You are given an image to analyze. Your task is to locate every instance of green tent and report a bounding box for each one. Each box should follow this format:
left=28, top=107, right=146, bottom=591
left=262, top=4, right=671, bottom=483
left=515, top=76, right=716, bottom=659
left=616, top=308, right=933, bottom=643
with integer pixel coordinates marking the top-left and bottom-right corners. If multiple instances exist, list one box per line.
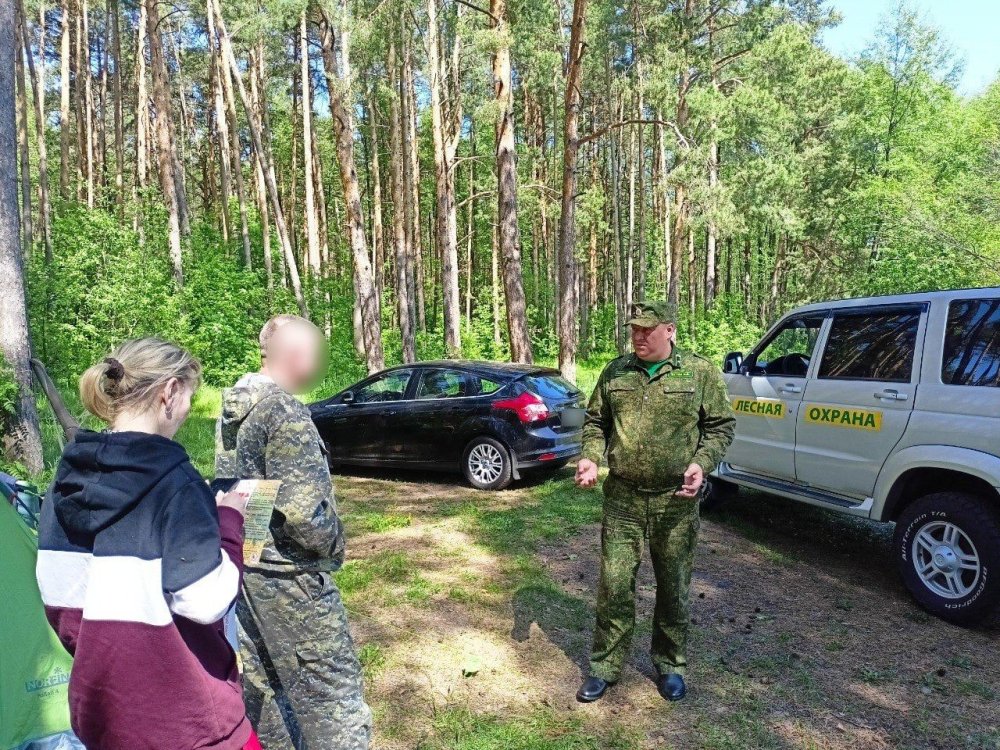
left=0, top=495, right=82, bottom=750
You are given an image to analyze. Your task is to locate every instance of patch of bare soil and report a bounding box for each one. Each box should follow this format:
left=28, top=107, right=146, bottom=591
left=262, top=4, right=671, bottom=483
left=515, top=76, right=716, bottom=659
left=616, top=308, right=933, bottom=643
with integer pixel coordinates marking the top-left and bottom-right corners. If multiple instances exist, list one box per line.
left=335, top=469, right=1000, bottom=750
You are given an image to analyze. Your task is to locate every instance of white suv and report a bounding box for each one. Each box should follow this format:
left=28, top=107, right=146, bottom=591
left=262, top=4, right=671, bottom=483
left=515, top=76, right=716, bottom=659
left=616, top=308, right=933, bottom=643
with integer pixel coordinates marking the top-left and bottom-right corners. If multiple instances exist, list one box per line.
left=712, top=288, right=1000, bottom=624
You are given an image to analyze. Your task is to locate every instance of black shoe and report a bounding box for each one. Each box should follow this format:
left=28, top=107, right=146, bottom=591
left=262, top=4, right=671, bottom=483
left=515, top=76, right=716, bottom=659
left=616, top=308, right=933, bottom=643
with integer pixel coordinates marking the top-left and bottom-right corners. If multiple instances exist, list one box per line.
left=657, top=673, right=686, bottom=702
left=576, top=676, right=611, bottom=702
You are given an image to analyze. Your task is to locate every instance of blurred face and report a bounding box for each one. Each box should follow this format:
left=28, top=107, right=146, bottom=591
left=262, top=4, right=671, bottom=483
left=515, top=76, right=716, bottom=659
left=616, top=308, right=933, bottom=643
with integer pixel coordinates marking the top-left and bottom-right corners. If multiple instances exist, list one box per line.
left=271, top=324, right=328, bottom=394
left=631, top=322, right=675, bottom=362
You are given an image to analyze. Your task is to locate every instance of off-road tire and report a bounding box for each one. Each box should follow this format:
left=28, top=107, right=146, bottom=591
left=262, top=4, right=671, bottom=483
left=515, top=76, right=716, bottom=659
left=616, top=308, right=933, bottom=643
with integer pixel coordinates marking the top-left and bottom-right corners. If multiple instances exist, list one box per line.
left=462, top=437, right=513, bottom=491
left=894, top=491, right=1000, bottom=625
left=701, top=477, right=739, bottom=513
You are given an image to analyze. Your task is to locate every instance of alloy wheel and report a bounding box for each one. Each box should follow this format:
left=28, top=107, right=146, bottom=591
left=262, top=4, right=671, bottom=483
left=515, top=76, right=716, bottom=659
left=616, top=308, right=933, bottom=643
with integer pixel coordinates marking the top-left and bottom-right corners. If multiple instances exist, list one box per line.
left=911, top=520, right=981, bottom=600
left=468, top=443, right=504, bottom=485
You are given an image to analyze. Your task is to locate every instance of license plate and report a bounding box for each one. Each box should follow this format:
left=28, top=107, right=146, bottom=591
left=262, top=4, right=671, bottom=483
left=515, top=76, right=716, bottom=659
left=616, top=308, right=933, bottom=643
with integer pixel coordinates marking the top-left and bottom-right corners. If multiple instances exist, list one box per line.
left=559, top=407, right=586, bottom=428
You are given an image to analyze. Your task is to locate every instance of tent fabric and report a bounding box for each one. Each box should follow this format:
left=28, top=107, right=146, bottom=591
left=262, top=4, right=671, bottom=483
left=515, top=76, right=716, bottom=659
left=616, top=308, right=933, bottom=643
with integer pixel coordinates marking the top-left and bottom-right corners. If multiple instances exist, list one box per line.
left=0, top=496, right=83, bottom=750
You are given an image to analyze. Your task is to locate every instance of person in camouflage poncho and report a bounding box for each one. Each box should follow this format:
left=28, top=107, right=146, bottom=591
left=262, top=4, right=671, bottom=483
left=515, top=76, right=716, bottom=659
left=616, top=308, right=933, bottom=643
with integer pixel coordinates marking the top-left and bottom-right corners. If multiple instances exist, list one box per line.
left=575, top=301, right=735, bottom=704
left=216, top=315, right=371, bottom=750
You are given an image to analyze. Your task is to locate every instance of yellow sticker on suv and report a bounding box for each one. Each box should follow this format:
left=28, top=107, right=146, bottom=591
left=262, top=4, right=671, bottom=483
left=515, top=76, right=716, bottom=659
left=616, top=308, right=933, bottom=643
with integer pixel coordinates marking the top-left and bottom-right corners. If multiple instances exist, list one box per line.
left=732, top=397, right=786, bottom=418
left=804, top=404, right=882, bottom=431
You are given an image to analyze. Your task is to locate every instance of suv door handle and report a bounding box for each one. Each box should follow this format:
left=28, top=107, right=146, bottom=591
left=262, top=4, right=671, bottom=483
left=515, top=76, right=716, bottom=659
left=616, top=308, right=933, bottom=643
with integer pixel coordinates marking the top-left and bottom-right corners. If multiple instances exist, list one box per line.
left=778, top=383, right=802, bottom=394
left=874, top=389, right=908, bottom=402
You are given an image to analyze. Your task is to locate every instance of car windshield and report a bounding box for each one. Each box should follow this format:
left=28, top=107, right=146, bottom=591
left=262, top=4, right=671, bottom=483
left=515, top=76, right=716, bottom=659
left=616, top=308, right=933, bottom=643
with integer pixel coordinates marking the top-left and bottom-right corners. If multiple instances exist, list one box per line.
left=525, top=374, right=581, bottom=401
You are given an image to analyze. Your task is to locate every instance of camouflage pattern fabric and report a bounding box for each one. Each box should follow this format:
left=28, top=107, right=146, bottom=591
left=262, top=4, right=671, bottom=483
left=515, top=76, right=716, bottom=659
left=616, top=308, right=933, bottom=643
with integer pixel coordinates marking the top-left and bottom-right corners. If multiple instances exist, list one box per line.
left=216, top=374, right=368, bottom=749
left=589, top=475, right=700, bottom=681
left=581, top=349, right=736, bottom=490
left=239, top=570, right=372, bottom=750
left=215, top=374, right=345, bottom=572
left=581, top=348, right=735, bottom=680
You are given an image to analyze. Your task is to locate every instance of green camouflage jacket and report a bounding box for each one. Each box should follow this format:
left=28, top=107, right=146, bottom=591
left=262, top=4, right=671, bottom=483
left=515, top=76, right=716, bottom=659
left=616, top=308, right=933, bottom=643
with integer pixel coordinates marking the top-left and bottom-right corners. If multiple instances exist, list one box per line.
left=581, top=348, right=736, bottom=491
left=215, top=374, right=345, bottom=572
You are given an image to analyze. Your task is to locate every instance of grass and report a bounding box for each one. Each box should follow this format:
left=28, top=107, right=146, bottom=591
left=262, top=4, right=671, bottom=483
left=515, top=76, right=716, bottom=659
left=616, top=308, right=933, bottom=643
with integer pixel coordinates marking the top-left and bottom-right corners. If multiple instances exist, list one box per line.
left=424, top=708, right=640, bottom=750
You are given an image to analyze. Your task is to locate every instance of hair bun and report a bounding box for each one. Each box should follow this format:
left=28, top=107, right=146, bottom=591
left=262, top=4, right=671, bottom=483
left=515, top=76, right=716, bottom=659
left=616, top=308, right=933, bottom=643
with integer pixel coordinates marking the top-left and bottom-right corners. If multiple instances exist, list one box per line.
left=103, top=357, right=125, bottom=382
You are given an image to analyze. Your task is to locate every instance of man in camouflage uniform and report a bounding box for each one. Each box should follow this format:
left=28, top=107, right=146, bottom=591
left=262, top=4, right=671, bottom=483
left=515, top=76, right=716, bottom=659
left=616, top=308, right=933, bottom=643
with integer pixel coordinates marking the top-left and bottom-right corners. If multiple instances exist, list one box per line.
left=575, top=301, right=735, bottom=703
left=216, top=315, right=372, bottom=749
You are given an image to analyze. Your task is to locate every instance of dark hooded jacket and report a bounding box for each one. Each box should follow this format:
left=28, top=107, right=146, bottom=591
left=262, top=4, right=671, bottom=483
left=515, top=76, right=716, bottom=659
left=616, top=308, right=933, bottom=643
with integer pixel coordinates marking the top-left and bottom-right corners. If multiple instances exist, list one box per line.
left=36, top=430, right=250, bottom=750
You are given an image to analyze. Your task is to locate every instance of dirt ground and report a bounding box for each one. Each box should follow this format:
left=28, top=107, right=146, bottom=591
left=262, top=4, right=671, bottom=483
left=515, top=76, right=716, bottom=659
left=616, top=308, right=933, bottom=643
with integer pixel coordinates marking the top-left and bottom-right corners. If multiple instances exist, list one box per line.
left=332, top=465, right=1000, bottom=750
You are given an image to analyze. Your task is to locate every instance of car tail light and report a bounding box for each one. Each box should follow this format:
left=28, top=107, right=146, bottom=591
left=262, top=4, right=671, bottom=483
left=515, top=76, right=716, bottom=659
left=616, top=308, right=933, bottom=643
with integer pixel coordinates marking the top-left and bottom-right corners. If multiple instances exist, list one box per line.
left=538, top=452, right=556, bottom=461
left=494, top=391, right=550, bottom=423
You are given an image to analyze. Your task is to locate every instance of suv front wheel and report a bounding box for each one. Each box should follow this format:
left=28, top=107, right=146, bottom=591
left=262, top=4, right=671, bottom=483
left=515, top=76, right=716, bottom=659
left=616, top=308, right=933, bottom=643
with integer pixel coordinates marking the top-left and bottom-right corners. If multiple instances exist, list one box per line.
left=894, top=491, right=1000, bottom=624
left=463, top=437, right=513, bottom=490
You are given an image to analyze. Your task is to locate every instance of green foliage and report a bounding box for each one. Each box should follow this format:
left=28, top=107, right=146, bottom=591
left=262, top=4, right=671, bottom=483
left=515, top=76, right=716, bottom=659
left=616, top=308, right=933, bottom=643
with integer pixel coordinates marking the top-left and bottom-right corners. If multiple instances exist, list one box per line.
left=30, top=204, right=182, bottom=385
left=0, top=358, right=17, bottom=422
left=178, top=225, right=278, bottom=385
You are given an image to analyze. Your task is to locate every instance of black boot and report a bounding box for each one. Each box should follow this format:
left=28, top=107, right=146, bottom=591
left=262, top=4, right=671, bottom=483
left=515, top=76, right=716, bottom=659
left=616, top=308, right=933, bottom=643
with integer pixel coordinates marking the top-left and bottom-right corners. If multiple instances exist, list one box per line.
left=576, top=676, right=611, bottom=703
left=657, top=673, right=686, bottom=702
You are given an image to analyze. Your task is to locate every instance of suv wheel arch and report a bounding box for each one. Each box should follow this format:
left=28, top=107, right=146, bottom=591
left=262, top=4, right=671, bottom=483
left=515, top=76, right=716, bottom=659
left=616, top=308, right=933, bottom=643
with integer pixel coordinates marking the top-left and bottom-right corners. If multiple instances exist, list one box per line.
left=882, top=467, right=999, bottom=522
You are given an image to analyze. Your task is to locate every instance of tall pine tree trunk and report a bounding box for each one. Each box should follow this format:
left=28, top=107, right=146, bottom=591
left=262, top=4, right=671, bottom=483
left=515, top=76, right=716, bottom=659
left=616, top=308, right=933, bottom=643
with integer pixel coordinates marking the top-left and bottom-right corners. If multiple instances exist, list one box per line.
left=59, top=0, right=71, bottom=199
left=300, top=10, right=321, bottom=278
left=403, top=39, right=425, bottom=333
left=21, top=6, right=52, bottom=260
left=558, top=0, right=586, bottom=382
left=491, top=0, right=532, bottom=363
left=427, top=0, right=461, bottom=357
left=144, top=0, right=184, bottom=285
left=318, top=7, right=384, bottom=373
left=211, top=0, right=306, bottom=314
left=0, top=0, right=44, bottom=473
left=389, top=37, right=415, bottom=363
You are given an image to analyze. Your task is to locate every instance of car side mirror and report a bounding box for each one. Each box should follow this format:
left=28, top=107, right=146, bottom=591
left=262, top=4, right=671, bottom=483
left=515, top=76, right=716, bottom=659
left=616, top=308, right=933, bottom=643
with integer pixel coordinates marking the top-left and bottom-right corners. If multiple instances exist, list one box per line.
left=723, top=351, right=743, bottom=374
left=341, top=390, right=355, bottom=404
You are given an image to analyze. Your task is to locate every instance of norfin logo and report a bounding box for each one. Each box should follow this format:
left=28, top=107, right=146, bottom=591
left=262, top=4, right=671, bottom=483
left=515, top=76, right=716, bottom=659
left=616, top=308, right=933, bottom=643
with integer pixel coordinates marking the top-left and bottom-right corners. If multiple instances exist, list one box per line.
left=804, top=405, right=882, bottom=431
left=731, top=398, right=785, bottom=418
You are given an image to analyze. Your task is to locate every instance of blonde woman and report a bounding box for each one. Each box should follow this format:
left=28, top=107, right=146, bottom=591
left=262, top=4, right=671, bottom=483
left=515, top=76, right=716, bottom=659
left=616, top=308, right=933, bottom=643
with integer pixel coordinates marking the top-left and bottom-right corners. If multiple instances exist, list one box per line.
left=36, top=338, right=261, bottom=750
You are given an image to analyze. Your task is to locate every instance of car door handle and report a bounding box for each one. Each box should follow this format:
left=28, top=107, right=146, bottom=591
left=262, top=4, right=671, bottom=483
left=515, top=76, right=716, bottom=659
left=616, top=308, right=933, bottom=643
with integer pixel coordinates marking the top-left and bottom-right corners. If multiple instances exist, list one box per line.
left=778, top=383, right=802, bottom=394
left=874, top=389, right=908, bottom=402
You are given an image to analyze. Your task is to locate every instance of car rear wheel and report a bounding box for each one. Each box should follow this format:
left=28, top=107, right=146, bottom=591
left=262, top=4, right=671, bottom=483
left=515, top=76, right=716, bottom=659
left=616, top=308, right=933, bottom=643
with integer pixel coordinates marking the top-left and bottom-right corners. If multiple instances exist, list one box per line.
left=894, top=491, right=1000, bottom=625
left=463, top=437, right=512, bottom=491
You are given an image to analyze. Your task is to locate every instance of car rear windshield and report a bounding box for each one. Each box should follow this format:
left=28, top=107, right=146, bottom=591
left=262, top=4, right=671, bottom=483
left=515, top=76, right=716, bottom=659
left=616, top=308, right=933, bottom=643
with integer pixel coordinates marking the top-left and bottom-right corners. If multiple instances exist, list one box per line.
left=942, top=299, right=1000, bottom=387
left=525, top=374, right=581, bottom=401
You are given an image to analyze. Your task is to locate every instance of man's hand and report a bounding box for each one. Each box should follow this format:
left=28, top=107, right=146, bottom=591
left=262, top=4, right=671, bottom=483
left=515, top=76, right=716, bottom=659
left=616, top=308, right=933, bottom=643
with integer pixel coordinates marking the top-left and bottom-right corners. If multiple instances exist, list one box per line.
left=676, top=463, right=704, bottom=498
left=575, top=459, right=599, bottom=488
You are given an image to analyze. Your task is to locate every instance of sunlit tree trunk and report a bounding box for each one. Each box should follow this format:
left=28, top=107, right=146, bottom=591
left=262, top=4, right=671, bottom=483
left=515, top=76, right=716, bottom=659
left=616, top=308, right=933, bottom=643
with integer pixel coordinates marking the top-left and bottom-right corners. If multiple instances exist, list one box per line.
left=58, top=0, right=71, bottom=199
left=15, top=5, right=32, bottom=255
left=366, top=79, right=385, bottom=310
left=300, top=10, right=321, bottom=279
left=110, top=0, right=123, bottom=212
left=389, top=37, right=415, bottom=363
left=318, top=5, right=384, bottom=373
left=211, top=0, right=306, bottom=314
left=558, top=0, right=586, bottom=382
left=491, top=0, right=532, bottom=363
left=144, top=0, right=184, bottom=284
left=427, top=0, right=462, bottom=357
left=403, top=38, right=425, bottom=333
left=0, top=0, right=44, bottom=474
left=20, top=5, right=52, bottom=260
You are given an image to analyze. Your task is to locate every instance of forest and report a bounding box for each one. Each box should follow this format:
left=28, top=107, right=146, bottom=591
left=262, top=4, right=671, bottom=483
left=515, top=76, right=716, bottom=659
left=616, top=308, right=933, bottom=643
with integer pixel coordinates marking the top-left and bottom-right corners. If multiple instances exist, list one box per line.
left=2, top=0, right=1000, bottom=474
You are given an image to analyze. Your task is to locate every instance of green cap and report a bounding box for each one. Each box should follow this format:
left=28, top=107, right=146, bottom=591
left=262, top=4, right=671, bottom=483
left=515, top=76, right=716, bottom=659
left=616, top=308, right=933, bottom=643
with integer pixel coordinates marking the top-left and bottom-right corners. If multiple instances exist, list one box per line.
left=624, top=300, right=677, bottom=327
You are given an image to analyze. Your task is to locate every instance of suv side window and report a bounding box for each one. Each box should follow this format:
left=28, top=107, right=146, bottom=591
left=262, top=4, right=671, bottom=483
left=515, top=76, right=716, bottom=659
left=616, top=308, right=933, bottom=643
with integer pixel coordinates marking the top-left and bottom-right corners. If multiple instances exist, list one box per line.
left=942, top=299, right=1000, bottom=387
left=818, top=308, right=921, bottom=382
left=746, top=315, right=825, bottom=377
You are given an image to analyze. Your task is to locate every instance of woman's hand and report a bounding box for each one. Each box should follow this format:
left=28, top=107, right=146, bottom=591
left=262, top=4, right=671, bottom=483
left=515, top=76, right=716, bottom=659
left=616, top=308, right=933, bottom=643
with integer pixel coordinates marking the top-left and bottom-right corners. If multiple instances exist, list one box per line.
left=216, top=490, right=248, bottom=517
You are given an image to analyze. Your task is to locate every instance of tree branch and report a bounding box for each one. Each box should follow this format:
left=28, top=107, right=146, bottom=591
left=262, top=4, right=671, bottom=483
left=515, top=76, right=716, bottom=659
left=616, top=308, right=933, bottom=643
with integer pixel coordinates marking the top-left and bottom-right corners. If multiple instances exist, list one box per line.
left=579, top=118, right=688, bottom=148
left=452, top=0, right=499, bottom=23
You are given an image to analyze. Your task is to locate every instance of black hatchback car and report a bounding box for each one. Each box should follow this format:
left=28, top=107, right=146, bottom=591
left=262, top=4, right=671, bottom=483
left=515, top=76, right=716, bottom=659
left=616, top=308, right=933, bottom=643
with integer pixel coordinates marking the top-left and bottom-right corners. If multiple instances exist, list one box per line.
left=309, top=361, right=585, bottom=489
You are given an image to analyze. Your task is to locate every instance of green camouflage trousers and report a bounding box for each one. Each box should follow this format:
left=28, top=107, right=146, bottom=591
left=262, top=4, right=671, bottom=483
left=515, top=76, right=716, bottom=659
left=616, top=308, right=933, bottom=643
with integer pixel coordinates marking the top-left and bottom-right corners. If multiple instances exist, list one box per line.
left=589, top=474, right=700, bottom=681
left=238, top=569, right=372, bottom=750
